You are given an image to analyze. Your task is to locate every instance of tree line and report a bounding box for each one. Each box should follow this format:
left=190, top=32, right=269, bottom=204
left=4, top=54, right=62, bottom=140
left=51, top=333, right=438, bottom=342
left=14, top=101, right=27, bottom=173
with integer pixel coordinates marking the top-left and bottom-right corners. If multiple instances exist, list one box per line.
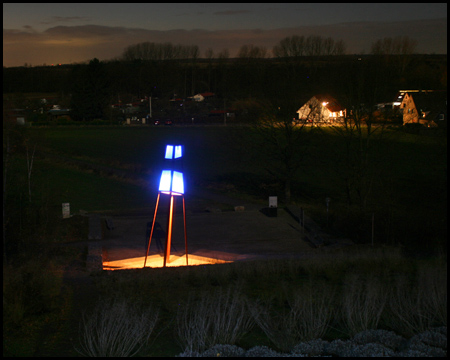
left=122, top=42, right=200, bottom=61
left=120, top=35, right=419, bottom=61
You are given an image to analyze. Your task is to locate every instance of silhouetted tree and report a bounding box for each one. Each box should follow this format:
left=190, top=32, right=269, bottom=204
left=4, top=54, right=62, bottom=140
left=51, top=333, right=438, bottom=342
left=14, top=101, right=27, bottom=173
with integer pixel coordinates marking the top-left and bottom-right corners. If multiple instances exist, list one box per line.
left=273, top=35, right=346, bottom=58
left=217, top=49, right=230, bottom=60
left=238, top=44, right=269, bottom=59
left=371, top=36, right=418, bottom=75
left=70, top=58, right=111, bottom=121
left=251, top=99, right=316, bottom=204
left=122, top=42, right=200, bottom=61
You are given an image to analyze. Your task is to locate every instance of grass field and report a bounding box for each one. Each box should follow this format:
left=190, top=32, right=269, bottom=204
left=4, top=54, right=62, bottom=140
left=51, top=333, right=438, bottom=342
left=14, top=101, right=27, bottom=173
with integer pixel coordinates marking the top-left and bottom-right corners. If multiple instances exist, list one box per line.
left=24, top=124, right=446, bottom=249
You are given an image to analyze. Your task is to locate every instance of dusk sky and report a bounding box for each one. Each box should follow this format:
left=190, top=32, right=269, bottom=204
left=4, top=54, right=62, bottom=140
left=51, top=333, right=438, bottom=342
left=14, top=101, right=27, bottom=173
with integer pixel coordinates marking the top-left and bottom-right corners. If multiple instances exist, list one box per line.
left=3, top=3, right=447, bottom=67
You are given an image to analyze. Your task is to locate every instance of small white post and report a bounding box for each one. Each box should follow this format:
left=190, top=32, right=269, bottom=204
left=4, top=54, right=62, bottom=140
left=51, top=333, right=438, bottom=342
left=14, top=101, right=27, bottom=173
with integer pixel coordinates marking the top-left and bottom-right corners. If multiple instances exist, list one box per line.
left=62, top=203, right=70, bottom=219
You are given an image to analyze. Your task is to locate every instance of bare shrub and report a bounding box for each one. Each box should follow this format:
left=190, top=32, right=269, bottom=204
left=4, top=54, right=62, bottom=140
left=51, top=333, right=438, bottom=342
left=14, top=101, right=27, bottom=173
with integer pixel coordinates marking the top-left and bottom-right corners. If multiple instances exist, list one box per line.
left=417, top=264, right=447, bottom=327
left=387, top=263, right=447, bottom=337
left=75, top=297, right=159, bottom=357
left=3, top=260, right=62, bottom=326
left=175, top=284, right=254, bottom=353
left=340, top=273, right=387, bottom=335
left=250, top=282, right=335, bottom=352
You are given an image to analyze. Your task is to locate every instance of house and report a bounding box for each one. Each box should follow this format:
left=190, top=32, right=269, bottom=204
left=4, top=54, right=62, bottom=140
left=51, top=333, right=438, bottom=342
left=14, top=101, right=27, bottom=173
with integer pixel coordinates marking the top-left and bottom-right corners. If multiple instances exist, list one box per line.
left=48, top=105, right=71, bottom=121
left=208, top=109, right=236, bottom=118
left=5, top=108, right=27, bottom=125
left=189, top=92, right=215, bottom=102
left=383, top=89, right=436, bottom=110
left=297, top=95, right=346, bottom=124
left=400, top=90, right=447, bottom=127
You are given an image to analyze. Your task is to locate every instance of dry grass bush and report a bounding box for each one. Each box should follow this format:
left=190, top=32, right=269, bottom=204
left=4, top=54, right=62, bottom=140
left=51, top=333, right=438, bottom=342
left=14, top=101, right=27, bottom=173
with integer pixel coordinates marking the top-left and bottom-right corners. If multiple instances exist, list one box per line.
left=75, top=296, right=159, bottom=357
left=93, top=249, right=445, bottom=356
left=339, top=273, right=387, bottom=336
left=3, top=259, right=63, bottom=326
left=417, top=263, right=447, bottom=327
left=386, top=262, right=447, bottom=337
left=250, top=281, right=335, bottom=352
left=175, top=284, right=254, bottom=353
left=302, top=246, right=408, bottom=280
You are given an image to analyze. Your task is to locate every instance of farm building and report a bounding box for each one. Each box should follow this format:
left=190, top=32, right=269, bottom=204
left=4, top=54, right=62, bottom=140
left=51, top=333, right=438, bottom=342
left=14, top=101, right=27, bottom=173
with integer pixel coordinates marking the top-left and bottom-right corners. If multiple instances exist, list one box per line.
left=48, top=106, right=71, bottom=121
left=401, top=90, right=447, bottom=127
left=297, top=94, right=346, bottom=124
left=189, top=92, right=215, bottom=102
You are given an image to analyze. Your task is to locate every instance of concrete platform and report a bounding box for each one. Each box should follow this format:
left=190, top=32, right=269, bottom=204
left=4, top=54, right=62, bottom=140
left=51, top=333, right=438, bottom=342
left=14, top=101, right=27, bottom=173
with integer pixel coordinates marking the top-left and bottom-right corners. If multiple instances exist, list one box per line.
left=100, top=207, right=316, bottom=271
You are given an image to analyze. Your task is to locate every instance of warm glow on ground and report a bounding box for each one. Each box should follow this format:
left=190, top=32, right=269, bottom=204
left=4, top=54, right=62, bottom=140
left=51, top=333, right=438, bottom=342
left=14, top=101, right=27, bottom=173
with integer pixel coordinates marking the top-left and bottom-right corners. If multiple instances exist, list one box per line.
left=103, top=253, right=234, bottom=270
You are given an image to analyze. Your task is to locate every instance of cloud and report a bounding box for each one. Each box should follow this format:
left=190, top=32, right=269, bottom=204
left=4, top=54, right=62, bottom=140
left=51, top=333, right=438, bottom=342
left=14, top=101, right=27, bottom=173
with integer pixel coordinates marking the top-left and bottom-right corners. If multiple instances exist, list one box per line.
left=40, top=16, right=91, bottom=25
left=3, top=19, right=447, bottom=67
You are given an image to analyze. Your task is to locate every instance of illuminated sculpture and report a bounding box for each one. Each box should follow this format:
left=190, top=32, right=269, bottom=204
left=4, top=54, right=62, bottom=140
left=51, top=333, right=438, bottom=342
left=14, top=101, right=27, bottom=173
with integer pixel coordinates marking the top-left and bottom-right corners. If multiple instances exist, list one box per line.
left=144, top=145, right=188, bottom=267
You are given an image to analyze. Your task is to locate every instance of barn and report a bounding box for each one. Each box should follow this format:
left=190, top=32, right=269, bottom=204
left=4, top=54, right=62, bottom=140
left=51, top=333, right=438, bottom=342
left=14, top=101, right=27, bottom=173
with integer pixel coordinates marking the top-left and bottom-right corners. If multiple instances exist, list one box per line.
left=297, top=94, right=346, bottom=124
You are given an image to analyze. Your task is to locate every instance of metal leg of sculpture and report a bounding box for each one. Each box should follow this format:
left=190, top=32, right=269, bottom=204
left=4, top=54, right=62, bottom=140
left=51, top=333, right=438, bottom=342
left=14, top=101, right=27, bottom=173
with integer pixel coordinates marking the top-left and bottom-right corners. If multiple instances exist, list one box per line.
left=144, top=192, right=160, bottom=268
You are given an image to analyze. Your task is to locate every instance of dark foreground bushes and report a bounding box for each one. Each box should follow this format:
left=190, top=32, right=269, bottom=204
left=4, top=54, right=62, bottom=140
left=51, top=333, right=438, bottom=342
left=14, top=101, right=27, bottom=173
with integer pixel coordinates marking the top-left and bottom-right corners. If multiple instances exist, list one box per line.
left=84, top=247, right=446, bottom=356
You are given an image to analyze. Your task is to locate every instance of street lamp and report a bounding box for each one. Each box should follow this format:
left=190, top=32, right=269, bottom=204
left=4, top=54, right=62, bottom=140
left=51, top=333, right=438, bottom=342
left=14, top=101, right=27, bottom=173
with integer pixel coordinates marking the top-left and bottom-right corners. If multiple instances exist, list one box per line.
left=322, top=102, right=328, bottom=123
left=144, top=145, right=188, bottom=268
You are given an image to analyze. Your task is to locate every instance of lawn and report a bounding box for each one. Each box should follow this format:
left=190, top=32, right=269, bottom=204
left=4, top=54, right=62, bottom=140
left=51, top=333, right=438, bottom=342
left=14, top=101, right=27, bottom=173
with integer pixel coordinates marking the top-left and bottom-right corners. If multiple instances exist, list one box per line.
left=26, top=125, right=446, bottom=248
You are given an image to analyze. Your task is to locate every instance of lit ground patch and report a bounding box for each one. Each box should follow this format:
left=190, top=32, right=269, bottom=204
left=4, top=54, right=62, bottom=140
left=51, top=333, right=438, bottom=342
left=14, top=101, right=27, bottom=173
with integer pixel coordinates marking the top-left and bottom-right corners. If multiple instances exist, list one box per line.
left=101, top=209, right=315, bottom=271
left=103, top=250, right=242, bottom=270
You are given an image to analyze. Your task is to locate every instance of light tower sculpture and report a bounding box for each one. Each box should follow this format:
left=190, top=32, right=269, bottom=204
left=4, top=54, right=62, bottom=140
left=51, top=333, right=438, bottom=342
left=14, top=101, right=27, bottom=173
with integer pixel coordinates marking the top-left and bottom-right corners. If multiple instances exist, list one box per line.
left=144, top=145, right=188, bottom=267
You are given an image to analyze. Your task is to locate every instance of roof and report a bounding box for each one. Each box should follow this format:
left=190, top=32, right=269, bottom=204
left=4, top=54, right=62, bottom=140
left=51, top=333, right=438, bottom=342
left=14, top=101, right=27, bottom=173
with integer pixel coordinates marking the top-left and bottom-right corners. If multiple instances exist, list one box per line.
left=408, top=91, right=447, bottom=120
left=209, top=109, right=234, bottom=114
left=395, top=89, right=442, bottom=104
left=314, top=94, right=344, bottom=112
left=199, top=92, right=215, bottom=97
left=48, top=109, right=71, bottom=115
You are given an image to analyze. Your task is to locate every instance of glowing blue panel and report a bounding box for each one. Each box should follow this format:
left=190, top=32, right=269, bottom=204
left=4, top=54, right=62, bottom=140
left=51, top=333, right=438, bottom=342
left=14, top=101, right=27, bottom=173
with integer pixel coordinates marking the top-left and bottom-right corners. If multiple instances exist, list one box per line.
left=158, top=170, right=172, bottom=192
left=158, top=170, right=184, bottom=195
left=174, top=145, right=183, bottom=159
left=165, top=145, right=174, bottom=159
left=171, top=171, right=184, bottom=194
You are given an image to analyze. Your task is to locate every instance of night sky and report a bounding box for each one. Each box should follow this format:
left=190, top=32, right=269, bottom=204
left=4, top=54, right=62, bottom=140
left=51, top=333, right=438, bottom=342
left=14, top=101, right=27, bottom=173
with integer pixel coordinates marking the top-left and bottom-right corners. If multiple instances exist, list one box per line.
left=3, top=3, right=447, bottom=67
